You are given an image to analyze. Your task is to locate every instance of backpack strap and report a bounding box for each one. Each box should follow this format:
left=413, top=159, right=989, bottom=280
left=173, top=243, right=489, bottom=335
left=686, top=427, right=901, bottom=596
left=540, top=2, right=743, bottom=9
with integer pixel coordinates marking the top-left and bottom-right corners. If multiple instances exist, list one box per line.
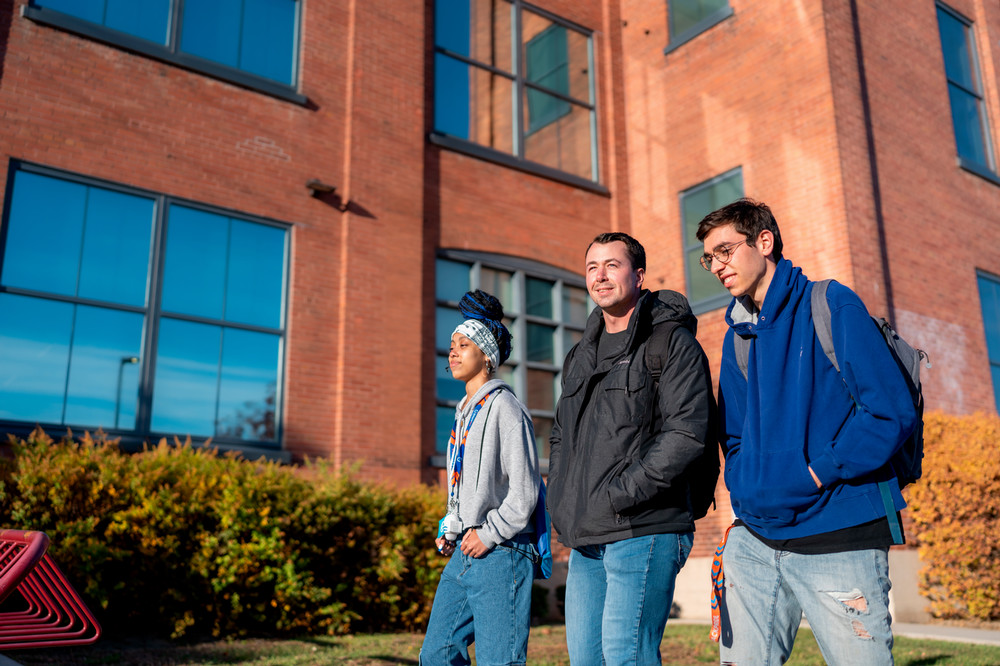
left=811, top=279, right=903, bottom=544
left=811, top=279, right=839, bottom=372
left=646, top=320, right=683, bottom=382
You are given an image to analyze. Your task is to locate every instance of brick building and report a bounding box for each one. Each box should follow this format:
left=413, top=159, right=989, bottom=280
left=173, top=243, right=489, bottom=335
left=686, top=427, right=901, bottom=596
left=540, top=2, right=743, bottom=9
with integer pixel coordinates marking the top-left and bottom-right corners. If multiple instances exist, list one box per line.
left=1, top=0, right=999, bottom=621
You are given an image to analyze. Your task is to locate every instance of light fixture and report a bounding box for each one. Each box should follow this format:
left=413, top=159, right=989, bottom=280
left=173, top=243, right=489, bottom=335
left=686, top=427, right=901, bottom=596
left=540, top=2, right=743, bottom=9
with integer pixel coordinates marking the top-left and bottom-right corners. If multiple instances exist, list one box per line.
left=306, top=179, right=336, bottom=197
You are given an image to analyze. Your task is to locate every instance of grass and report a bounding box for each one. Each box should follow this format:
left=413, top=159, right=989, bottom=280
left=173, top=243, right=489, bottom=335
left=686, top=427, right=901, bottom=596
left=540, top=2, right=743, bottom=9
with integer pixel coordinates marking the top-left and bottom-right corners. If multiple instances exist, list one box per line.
left=10, top=623, right=1000, bottom=665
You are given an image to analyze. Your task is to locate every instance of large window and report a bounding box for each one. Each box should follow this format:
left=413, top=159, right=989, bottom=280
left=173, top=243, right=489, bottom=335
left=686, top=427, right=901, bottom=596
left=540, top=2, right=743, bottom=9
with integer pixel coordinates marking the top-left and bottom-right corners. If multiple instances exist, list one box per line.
left=432, top=0, right=600, bottom=189
left=665, top=0, right=733, bottom=53
left=0, top=163, right=289, bottom=450
left=24, top=0, right=303, bottom=103
left=435, top=252, right=591, bottom=464
left=977, top=271, right=1000, bottom=414
left=681, top=168, right=743, bottom=313
left=936, top=4, right=997, bottom=179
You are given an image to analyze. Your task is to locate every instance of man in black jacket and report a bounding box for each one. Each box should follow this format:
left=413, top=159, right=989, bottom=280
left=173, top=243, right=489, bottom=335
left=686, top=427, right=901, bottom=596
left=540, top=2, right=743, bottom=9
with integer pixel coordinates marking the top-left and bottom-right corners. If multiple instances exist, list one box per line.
left=548, top=232, right=716, bottom=665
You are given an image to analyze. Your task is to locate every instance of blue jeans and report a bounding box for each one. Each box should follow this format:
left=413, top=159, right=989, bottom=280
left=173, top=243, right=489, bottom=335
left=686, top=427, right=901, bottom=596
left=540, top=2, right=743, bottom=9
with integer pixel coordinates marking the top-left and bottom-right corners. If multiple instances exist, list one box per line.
left=719, top=525, right=894, bottom=665
left=564, top=532, right=693, bottom=665
left=419, top=535, right=535, bottom=666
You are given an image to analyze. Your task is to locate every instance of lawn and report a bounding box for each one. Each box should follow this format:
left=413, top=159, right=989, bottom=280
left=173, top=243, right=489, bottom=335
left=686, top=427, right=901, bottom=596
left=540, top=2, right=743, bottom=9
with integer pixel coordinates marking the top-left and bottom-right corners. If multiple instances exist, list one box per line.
left=11, top=623, right=1000, bottom=665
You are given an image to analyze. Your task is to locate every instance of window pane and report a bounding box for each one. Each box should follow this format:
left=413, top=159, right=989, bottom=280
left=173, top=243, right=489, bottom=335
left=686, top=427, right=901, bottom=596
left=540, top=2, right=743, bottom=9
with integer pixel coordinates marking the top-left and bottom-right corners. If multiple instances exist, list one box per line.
left=480, top=267, right=514, bottom=309
left=992, top=364, right=1000, bottom=414
left=437, top=306, right=464, bottom=351
left=434, top=54, right=515, bottom=155
left=562, top=286, right=589, bottom=325
left=527, top=323, right=555, bottom=363
left=437, top=405, right=455, bottom=454
left=523, top=14, right=590, bottom=104
left=36, top=0, right=104, bottom=24
left=682, top=171, right=743, bottom=306
left=435, top=0, right=513, bottom=72
left=216, top=328, right=280, bottom=441
left=526, top=369, right=556, bottom=411
left=437, top=259, right=472, bottom=301
left=526, top=277, right=553, bottom=318
left=533, top=415, right=552, bottom=459
left=2, top=171, right=86, bottom=297
left=671, top=0, right=729, bottom=37
left=522, top=98, right=594, bottom=181
left=225, top=220, right=286, bottom=328
left=161, top=206, right=228, bottom=319
left=948, top=84, right=989, bottom=168
left=105, top=0, right=171, bottom=44
left=937, top=8, right=975, bottom=92
left=0, top=294, right=73, bottom=424
left=151, top=318, right=222, bottom=438
left=497, top=364, right=518, bottom=394
left=239, top=0, right=298, bottom=84
left=437, top=354, right=465, bottom=402
left=978, top=275, right=1000, bottom=364
left=180, top=0, right=242, bottom=70
left=78, top=187, right=155, bottom=307
left=63, top=306, right=144, bottom=429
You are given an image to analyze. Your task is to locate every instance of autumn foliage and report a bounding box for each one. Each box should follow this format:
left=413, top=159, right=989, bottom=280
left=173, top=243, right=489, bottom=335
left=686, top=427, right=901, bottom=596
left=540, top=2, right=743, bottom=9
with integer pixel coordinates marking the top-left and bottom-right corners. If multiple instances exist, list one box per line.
left=908, top=411, right=1000, bottom=621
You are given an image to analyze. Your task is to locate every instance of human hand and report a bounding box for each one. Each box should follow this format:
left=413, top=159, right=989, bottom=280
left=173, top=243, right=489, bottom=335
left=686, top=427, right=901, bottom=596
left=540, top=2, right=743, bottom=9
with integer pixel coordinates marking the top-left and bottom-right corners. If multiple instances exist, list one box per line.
left=459, top=530, right=489, bottom=558
left=808, top=465, right=822, bottom=489
left=436, top=537, right=456, bottom=556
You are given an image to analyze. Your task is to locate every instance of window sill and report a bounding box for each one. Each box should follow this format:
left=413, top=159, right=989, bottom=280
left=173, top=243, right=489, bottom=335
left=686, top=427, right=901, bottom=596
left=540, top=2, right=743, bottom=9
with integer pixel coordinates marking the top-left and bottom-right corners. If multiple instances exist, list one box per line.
left=959, top=157, right=1000, bottom=187
left=429, top=132, right=609, bottom=196
left=23, top=5, right=308, bottom=106
left=664, top=6, right=735, bottom=55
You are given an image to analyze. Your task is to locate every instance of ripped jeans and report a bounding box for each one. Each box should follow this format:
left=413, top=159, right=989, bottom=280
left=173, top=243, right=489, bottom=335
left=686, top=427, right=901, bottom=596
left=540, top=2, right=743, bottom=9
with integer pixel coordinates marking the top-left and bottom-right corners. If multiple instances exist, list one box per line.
left=718, top=526, right=893, bottom=665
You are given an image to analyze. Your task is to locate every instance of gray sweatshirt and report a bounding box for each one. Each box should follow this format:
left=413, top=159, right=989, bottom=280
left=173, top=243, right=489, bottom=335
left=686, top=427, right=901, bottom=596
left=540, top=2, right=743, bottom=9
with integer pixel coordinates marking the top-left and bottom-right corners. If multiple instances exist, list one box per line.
left=451, top=378, right=540, bottom=549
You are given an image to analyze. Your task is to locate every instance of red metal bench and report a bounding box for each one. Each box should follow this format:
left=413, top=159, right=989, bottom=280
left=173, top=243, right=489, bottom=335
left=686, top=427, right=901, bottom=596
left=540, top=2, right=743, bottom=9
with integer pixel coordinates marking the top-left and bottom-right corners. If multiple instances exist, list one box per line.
left=0, top=530, right=101, bottom=650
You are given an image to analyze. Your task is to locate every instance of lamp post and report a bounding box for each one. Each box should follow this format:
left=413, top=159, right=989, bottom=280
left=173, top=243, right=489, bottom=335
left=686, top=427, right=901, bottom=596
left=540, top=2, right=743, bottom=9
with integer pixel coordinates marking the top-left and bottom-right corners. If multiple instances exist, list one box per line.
left=114, top=356, right=139, bottom=429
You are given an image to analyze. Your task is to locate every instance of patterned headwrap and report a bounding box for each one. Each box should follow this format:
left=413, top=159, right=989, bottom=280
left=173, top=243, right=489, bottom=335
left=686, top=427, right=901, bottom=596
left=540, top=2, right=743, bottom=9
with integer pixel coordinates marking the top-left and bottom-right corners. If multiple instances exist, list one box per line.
left=451, top=290, right=512, bottom=370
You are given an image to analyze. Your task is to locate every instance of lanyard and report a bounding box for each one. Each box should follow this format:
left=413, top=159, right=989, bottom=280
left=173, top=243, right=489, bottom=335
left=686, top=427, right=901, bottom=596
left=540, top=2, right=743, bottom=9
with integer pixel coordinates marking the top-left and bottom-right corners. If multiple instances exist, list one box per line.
left=446, top=390, right=496, bottom=510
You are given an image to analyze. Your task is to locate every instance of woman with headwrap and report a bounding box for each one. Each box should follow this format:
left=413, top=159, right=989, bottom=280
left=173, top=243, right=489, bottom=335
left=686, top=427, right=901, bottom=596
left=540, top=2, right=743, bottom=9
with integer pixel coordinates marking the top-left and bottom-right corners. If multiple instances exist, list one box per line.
left=419, top=290, right=541, bottom=666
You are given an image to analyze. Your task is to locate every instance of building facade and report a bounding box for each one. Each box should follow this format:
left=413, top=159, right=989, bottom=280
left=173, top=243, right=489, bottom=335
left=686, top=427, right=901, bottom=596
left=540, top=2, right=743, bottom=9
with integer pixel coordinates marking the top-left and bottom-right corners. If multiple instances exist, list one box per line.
left=1, top=0, right=999, bottom=618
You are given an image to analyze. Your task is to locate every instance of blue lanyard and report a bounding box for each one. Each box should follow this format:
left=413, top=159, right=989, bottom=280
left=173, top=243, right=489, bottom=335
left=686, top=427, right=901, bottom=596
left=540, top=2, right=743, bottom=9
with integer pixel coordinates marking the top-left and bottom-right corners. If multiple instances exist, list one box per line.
left=447, top=390, right=496, bottom=504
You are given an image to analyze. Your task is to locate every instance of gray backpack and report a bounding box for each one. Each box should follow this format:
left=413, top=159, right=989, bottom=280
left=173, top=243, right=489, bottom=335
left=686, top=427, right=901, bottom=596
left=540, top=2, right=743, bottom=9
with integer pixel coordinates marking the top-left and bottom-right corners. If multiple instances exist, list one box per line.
left=733, top=280, right=930, bottom=543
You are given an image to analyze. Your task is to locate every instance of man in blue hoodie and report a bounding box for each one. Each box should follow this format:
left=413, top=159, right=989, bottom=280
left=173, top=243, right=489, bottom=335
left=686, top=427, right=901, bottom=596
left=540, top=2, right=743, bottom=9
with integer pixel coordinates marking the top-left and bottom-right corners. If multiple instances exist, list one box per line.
left=697, top=199, right=916, bottom=665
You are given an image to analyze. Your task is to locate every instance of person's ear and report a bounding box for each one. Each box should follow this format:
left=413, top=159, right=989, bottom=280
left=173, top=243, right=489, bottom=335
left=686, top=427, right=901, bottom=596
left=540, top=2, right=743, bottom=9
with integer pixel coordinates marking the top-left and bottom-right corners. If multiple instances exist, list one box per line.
left=757, top=230, right=775, bottom=258
left=635, top=267, right=645, bottom=289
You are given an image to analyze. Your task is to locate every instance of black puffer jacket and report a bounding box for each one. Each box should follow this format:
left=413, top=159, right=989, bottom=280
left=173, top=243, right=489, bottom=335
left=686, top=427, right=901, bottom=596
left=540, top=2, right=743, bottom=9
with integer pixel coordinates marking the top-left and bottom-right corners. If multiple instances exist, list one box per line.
left=547, top=289, right=715, bottom=548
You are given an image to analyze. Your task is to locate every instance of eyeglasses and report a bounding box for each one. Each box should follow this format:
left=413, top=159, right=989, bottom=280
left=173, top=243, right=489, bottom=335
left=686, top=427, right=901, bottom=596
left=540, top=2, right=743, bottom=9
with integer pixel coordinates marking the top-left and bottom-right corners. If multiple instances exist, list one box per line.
left=700, top=240, right=748, bottom=271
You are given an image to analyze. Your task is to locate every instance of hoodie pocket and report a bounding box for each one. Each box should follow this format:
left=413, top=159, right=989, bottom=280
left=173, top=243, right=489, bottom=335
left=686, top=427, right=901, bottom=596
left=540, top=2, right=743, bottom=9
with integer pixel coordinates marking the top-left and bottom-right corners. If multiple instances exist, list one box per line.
left=733, top=454, right=822, bottom=524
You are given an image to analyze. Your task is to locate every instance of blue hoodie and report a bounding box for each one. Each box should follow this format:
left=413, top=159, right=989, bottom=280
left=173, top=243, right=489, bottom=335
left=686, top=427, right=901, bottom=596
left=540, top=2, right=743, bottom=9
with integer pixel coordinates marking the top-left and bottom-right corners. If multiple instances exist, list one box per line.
left=718, top=258, right=917, bottom=540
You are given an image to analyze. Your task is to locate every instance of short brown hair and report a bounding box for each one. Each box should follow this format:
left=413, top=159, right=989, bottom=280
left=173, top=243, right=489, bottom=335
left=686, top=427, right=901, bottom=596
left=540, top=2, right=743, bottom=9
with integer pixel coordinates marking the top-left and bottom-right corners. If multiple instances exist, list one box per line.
left=695, top=198, right=783, bottom=260
left=586, top=232, right=646, bottom=271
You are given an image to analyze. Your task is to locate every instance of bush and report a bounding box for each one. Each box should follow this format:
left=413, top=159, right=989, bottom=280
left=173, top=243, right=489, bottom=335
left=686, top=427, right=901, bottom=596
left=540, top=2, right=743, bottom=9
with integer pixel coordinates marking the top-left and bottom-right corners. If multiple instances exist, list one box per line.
left=0, top=430, right=445, bottom=638
left=908, top=412, right=1000, bottom=621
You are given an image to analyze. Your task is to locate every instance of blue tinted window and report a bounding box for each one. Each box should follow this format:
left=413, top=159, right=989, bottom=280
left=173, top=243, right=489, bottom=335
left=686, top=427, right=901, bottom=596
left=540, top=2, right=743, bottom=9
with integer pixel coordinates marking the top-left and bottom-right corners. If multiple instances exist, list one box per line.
left=437, top=405, right=455, bottom=454
left=435, top=0, right=472, bottom=58
left=226, top=220, right=286, bottom=328
left=161, top=206, right=228, bottom=319
left=35, top=0, right=105, bottom=24
left=2, top=171, right=86, bottom=297
left=977, top=273, right=1000, bottom=413
left=151, top=318, right=222, bottom=438
left=670, top=0, right=729, bottom=39
left=36, top=0, right=170, bottom=43
left=216, top=328, right=280, bottom=440
left=526, top=26, right=570, bottom=132
left=1, top=166, right=287, bottom=447
left=936, top=6, right=994, bottom=170
left=0, top=294, right=74, bottom=424
left=180, top=0, right=297, bottom=85
left=682, top=169, right=743, bottom=309
left=434, top=54, right=472, bottom=139
left=63, top=306, right=144, bottom=429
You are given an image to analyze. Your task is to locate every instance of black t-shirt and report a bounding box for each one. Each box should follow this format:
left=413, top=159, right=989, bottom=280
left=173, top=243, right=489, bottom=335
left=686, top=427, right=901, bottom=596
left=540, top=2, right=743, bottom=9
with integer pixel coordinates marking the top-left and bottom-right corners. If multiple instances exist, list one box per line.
left=597, top=328, right=629, bottom=364
left=736, top=515, right=901, bottom=554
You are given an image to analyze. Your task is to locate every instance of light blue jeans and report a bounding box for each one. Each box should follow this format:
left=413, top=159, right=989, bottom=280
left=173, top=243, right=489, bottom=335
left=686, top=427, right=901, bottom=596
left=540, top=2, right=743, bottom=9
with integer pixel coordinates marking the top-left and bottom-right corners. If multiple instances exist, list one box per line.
left=719, top=525, right=894, bottom=665
left=564, top=532, right=693, bottom=665
left=419, top=535, right=535, bottom=666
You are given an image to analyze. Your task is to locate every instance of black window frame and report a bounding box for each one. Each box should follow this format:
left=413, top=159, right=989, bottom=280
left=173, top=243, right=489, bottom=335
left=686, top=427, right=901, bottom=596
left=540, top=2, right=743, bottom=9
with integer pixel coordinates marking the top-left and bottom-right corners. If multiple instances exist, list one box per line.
left=0, top=161, right=291, bottom=461
left=935, top=2, right=999, bottom=186
left=22, top=0, right=307, bottom=105
left=663, top=0, right=734, bottom=55
left=430, top=0, right=607, bottom=194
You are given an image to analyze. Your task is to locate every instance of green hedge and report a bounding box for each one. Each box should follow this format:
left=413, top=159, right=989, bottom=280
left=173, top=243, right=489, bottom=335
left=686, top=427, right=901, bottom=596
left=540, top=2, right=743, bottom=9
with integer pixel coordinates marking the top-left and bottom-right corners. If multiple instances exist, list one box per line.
left=0, top=429, right=445, bottom=638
